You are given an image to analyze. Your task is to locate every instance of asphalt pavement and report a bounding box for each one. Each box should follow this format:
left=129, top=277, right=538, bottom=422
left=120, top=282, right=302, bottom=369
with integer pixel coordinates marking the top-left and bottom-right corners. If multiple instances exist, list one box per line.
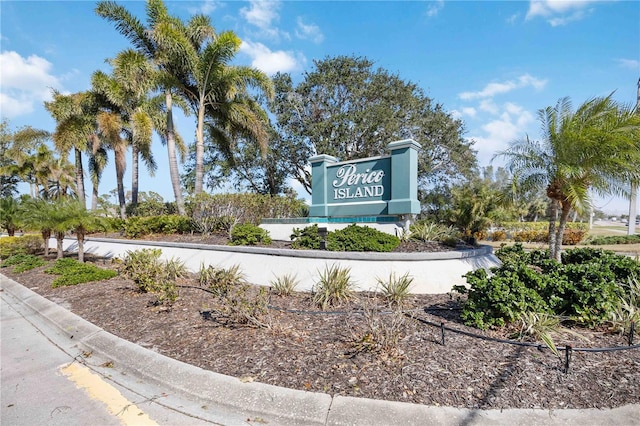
left=1, top=274, right=638, bottom=426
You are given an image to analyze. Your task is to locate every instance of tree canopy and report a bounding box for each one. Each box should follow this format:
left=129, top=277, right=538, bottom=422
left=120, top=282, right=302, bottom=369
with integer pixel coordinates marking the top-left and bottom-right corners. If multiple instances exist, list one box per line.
left=270, top=55, right=477, bottom=194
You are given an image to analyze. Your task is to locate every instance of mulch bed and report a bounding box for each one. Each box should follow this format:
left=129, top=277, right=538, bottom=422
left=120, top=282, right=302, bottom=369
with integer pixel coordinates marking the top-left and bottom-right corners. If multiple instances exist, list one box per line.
left=2, top=236, right=639, bottom=410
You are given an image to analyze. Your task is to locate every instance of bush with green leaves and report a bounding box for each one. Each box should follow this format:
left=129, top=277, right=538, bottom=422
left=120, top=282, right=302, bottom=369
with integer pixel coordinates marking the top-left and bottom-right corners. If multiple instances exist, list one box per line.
left=313, top=264, right=354, bottom=309
left=45, top=258, right=117, bottom=288
left=199, top=263, right=246, bottom=296
left=327, top=224, right=400, bottom=252
left=410, top=221, right=458, bottom=243
left=290, top=224, right=322, bottom=249
left=230, top=223, right=272, bottom=246
left=455, top=244, right=639, bottom=329
left=123, top=215, right=193, bottom=238
left=376, top=272, right=414, bottom=307
left=1, top=254, right=46, bottom=272
left=587, top=234, right=640, bottom=245
left=119, top=249, right=187, bottom=303
left=0, top=234, right=43, bottom=259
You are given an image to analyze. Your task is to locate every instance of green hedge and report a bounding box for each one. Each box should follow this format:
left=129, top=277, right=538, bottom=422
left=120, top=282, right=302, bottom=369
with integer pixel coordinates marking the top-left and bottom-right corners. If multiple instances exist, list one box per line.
left=454, top=244, right=640, bottom=329
left=291, top=224, right=400, bottom=252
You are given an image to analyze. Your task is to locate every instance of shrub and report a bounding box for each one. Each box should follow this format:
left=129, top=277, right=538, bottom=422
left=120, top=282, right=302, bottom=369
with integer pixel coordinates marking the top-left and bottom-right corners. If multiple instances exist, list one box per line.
left=561, top=229, right=586, bottom=245
left=490, top=230, right=507, bottom=242
left=376, top=272, right=413, bottom=307
left=119, top=249, right=184, bottom=303
left=187, top=193, right=306, bottom=236
left=352, top=298, right=406, bottom=354
left=199, top=263, right=246, bottom=296
left=455, top=245, right=638, bottom=329
left=123, top=215, right=193, bottom=238
left=587, top=234, right=640, bottom=245
left=0, top=234, right=43, bottom=259
left=290, top=224, right=321, bottom=249
left=230, top=223, right=272, bottom=246
left=1, top=254, right=46, bottom=272
left=269, top=273, right=299, bottom=296
left=45, top=258, right=117, bottom=287
left=313, top=264, right=354, bottom=309
left=410, top=222, right=457, bottom=242
left=327, top=224, right=400, bottom=252
left=217, top=284, right=269, bottom=328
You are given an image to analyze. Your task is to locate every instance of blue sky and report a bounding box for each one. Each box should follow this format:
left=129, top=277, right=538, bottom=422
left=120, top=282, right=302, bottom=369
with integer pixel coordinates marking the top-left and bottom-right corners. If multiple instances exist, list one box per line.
left=1, top=0, right=638, bottom=214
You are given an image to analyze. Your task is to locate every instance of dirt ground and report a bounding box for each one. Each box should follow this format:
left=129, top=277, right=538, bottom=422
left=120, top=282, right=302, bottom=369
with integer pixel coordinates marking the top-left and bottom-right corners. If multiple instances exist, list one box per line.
left=2, top=235, right=639, bottom=410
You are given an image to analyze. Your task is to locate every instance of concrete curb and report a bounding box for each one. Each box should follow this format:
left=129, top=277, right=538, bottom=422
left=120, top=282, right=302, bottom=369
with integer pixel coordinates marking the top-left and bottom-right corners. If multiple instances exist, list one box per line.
left=1, top=274, right=638, bottom=425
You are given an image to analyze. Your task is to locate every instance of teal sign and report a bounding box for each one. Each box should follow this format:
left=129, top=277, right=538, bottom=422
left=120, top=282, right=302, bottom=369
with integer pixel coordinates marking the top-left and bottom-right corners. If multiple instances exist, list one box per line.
left=309, top=139, right=421, bottom=217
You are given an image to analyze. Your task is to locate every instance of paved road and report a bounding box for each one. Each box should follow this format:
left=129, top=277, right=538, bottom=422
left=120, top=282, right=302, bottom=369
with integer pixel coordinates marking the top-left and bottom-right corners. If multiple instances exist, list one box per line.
left=1, top=287, right=215, bottom=426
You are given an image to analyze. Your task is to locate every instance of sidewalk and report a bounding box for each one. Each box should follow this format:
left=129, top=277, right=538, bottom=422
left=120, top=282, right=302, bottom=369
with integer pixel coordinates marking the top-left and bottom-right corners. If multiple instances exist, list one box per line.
left=1, top=274, right=638, bottom=425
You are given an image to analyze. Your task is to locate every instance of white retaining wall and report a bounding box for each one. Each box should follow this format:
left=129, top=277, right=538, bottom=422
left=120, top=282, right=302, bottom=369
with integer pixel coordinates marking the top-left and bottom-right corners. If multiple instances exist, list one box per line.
left=55, top=237, right=500, bottom=294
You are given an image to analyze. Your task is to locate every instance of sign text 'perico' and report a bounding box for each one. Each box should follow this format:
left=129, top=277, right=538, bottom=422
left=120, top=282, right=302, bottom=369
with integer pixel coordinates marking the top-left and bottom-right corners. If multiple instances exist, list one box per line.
left=309, top=139, right=421, bottom=217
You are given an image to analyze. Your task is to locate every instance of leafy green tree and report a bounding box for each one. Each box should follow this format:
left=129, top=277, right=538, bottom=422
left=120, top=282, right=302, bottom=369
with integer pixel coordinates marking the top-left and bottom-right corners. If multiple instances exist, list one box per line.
left=0, top=120, right=21, bottom=197
left=497, top=94, right=640, bottom=261
left=271, top=56, right=477, bottom=194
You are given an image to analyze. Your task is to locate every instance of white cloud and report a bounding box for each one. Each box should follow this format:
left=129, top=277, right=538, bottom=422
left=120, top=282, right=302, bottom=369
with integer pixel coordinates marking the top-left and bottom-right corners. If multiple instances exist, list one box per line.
left=240, top=0, right=288, bottom=40
left=526, top=0, right=600, bottom=26
left=470, top=103, right=535, bottom=165
left=295, top=17, right=324, bottom=44
left=458, top=74, right=547, bottom=100
left=188, top=0, right=220, bottom=15
left=426, top=0, right=444, bottom=18
left=616, top=58, right=639, bottom=69
left=240, top=40, right=302, bottom=75
left=0, top=51, right=61, bottom=119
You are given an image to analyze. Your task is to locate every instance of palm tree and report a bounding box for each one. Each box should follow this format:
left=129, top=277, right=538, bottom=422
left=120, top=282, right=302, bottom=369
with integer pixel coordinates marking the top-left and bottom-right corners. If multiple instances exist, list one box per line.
left=20, top=197, right=53, bottom=256
left=1, top=126, right=51, bottom=197
left=58, top=198, right=104, bottom=262
left=496, top=94, right=640, bottom=261
left=152, top=14, right=274, bottom=195
left=98, top=49, right=160, bottom=209
left=88, top=141, right=109, bottom=211
left=0, top=197, right=21, bottom=236
left=44, top=90, right=97, bottom=206
left=96, top=0, right=190, bottom=214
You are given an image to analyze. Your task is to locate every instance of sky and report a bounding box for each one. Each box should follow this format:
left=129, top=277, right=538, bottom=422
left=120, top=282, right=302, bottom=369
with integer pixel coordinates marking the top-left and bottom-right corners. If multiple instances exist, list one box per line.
left=1, top=0, right=639, bottom=215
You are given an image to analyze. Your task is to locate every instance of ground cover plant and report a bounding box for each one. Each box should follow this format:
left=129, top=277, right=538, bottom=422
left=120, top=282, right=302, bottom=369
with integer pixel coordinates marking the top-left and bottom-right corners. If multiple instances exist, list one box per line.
left=45, top=258, right=118, bottom=288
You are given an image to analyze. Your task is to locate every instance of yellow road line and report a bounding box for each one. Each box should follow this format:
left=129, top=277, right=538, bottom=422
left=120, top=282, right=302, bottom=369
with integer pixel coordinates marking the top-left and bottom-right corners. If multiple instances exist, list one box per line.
left=60, top=363, right=158, bottom=426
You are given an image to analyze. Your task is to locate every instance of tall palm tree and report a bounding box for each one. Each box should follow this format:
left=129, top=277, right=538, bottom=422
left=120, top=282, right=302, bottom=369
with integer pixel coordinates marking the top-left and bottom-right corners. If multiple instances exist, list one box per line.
left=152, top=14, right=274, bottom=195
left=44, top=90, right=97, bottom=206
left=101, top=49, right=160, bottom=208
left=96, top=0, right=190, bottom=214
left=496, top=94, right=640, bottom=261
left=88, top=140, right=109, bottom=211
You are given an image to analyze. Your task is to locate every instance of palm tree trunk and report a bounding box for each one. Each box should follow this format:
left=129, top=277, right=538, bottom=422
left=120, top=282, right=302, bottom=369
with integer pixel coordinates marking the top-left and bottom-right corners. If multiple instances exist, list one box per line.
left=55, top=231, right=65, bottom=259
left=115, top=144, right=127, bottom=220
left=41, top=229, right=51, bottom=256
left=554, top=201, right=572, bottom=262
left=74, top=148, right=86, bottom=206
left=548, top=199, right=558, bottom=260
left=91, top=184, right=99, bottom=211
left=165, top=91, right=185, bottom=215
left=194, top=99, right=206, bottom=195
left=131, top=145, right=139, bottom=208
left=77, top=231, right=85, bottom=263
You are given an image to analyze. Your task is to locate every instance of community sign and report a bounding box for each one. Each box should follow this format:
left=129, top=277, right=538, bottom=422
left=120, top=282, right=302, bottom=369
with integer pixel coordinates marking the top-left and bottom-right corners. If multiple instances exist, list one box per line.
left=309, top=139, right=421, bottom=217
